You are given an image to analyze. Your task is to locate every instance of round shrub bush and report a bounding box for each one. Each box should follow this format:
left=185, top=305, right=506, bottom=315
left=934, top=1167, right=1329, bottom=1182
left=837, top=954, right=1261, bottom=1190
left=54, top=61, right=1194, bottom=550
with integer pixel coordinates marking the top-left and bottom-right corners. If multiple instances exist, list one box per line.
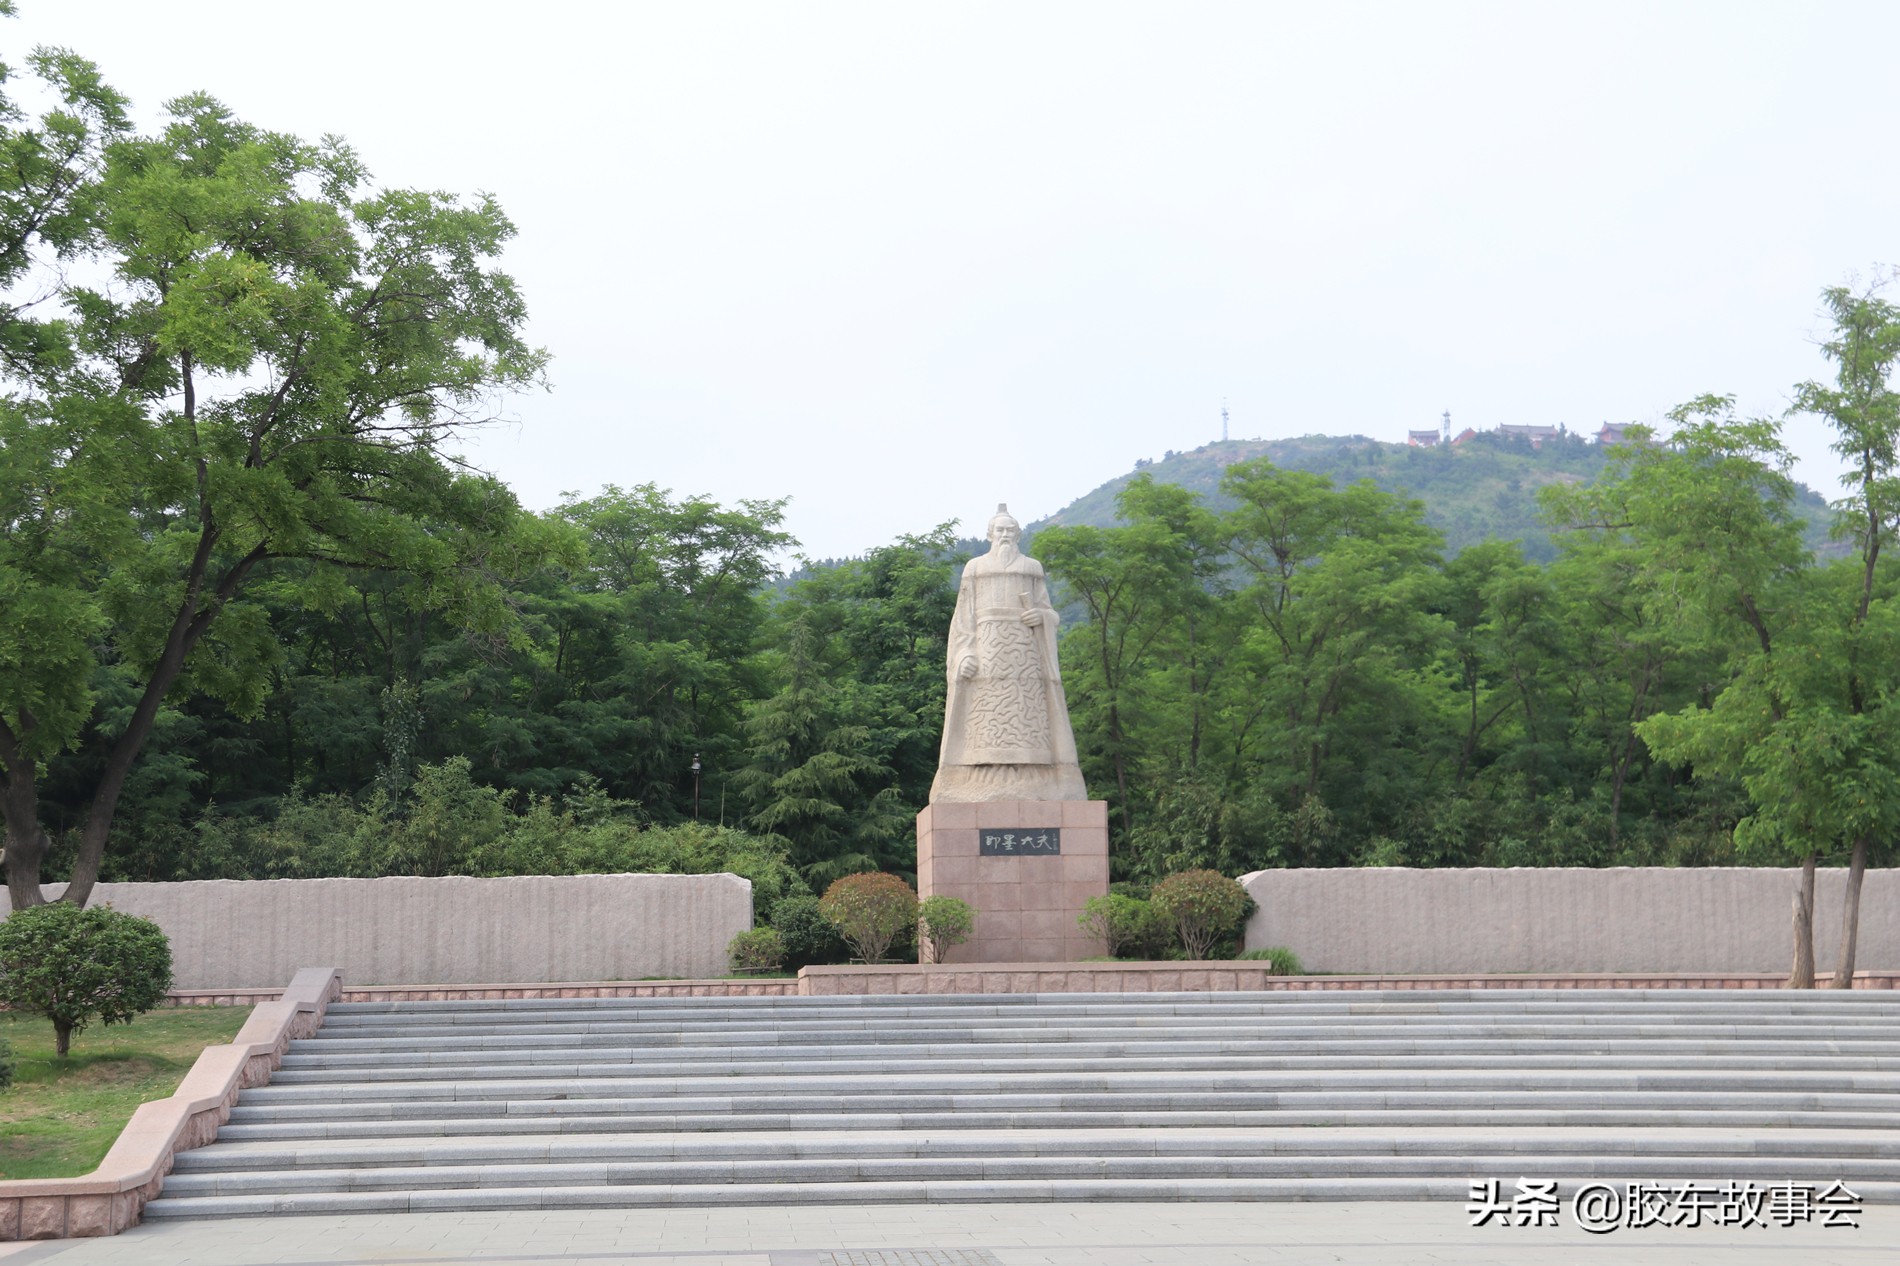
left=1076, top=893, right=1170, bottom=959
left=0, top=902, right=174, bottom=1056
left=769, top=894, right=849, bottom=968
left=1149, top=869, right=1250, bottom=961
left=727, top=927, right=788, bottom=974
left=917, top=895, right=975, bottom=964
left=818, top=873, right=918, bottom=964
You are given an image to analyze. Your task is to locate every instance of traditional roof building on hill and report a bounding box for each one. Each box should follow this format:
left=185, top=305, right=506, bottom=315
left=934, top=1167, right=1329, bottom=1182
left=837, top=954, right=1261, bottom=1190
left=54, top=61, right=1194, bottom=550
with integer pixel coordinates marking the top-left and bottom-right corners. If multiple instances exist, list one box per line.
left=1407, top=428, right=1441, bottom=446
left=1597, top=422, right=1629, bottom=445
left=1497, top=423, right=1559, bottom=447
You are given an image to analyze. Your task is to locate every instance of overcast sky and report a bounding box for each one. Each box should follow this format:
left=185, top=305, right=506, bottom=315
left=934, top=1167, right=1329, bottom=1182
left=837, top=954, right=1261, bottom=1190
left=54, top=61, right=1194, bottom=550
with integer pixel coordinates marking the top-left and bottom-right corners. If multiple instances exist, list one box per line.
left=11, top=1, right=1897, bottom=559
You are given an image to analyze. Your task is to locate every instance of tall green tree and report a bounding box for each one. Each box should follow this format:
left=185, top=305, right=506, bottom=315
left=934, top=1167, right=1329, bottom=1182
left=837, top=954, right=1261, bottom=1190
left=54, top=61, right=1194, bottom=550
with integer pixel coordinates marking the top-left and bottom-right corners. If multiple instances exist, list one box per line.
left=419, top=485, right=789, bottom=814
left=734, top=613, right=913, bottom=883
left=774, top=525, right=965, bottom=810
left=1036, top=476, right=1226, bottom=836
left=0, top=24, right=133, bottom=902
left=1631, top=380, right=1892, bottom=987
left=1434, top=538, right=1564, bottom=789
left=0, top=48, right=546, bottom=906
left=1789, top=282, right=1900, bottom=985
left=1218, top=461, right=1447, bottom=852
left=733, top=527, right=964, bottom=881
left=1537, top=408, right=1786, bottom=851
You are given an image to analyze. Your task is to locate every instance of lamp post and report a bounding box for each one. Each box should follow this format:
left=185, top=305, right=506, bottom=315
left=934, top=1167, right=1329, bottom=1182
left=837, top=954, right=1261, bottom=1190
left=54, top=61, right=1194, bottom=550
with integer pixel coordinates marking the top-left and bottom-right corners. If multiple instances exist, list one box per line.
left=691, top=753, right=701, bottom=822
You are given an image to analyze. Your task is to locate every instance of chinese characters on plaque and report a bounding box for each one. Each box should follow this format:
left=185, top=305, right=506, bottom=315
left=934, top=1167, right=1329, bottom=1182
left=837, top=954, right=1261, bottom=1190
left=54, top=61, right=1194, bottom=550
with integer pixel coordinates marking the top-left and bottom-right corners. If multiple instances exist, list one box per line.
left=979, top=828, right=1062, bottom=856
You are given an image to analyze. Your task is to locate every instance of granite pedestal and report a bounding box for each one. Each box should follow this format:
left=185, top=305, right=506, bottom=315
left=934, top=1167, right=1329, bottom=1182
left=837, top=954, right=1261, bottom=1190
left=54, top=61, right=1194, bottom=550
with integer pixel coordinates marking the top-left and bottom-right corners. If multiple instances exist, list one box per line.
left=915, top=799, right=1109, bottom=962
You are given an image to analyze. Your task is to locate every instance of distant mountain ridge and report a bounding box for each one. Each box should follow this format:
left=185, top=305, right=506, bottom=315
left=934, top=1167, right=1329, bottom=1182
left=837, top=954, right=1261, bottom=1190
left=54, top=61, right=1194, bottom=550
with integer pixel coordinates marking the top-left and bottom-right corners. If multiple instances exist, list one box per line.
left=1025, top=432, right=1839, bottom=563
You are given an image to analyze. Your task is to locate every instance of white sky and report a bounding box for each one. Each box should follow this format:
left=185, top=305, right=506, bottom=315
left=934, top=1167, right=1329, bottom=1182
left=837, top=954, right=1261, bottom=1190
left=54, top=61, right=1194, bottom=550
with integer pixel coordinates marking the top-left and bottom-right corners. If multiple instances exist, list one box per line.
left=10, top=1, right=1896, bottom=560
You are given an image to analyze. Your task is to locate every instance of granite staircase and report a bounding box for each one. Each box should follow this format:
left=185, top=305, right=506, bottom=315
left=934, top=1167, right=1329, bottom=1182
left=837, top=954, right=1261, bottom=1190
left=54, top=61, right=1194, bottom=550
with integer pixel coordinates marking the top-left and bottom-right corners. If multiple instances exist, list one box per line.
left=145, top=990, right=1900, bottom=1217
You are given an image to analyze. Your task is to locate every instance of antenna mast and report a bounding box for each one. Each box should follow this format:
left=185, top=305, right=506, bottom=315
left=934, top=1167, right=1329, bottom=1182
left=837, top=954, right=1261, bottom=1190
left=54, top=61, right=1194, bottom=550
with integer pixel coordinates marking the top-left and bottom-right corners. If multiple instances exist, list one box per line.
left=1221, top=398, right=1230, bottom=443
left=1442, top=409, right=1451, bottom=443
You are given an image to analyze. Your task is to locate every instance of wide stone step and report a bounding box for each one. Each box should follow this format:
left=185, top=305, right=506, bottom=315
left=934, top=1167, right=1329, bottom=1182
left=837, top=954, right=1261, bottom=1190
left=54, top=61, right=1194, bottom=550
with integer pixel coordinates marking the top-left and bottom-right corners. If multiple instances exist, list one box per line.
left=294, top=1022, right=1900, bottom=1052
left=264, top=1052, right=1900, bottom=1084
left=213, top=1106, right=1900, bottom=1142
left=284, top=1033, right=1900, bottom=1062
left=310, top=1010, right=1900, bottom=1037
left=224, top=1088, right=1900, bottom=1129
left=236, top=1067, right=1900, bottom=1106
left=320, top=991, right=1900, bottom=1015
left=168, top=1126, right=1900, bottom=1172
left=139, top=1175, right=1900, bottom=1219
left=311, top=1000, right=1900, bottom=1027
left=154, top=1150, right=1900, bottom=1199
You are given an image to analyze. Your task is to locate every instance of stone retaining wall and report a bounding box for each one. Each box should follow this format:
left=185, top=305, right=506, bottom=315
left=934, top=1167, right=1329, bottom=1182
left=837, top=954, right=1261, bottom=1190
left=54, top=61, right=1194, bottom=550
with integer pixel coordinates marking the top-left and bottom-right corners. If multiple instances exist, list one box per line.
left=8, top=874, right=753, bottom=989
left=1241, top=866, right=1899, bottom=974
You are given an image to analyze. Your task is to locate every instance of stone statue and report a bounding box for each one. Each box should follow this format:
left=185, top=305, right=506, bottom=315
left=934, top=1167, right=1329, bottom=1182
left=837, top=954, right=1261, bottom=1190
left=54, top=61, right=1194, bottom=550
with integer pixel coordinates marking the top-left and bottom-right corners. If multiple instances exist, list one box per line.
left=930, top=504, right=1087, bottom=802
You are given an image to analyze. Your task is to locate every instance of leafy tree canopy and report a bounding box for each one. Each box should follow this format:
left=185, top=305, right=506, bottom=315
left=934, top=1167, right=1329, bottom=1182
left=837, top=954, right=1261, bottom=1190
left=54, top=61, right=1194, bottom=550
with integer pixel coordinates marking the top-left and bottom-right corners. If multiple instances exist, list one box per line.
left=0, top=30, right=547, bottom=907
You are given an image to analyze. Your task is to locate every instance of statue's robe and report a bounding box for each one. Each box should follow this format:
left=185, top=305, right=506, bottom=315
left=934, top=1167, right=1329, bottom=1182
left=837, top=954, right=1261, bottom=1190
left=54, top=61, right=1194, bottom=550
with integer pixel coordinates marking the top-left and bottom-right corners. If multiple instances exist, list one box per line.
left=930, top=547, right=1087, bottom=802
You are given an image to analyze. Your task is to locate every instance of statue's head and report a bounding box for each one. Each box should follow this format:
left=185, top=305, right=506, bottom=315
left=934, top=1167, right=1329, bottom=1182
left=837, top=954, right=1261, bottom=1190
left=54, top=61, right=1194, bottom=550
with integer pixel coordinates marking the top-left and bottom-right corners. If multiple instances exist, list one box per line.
left=987, top=503, right=1021, bottom=550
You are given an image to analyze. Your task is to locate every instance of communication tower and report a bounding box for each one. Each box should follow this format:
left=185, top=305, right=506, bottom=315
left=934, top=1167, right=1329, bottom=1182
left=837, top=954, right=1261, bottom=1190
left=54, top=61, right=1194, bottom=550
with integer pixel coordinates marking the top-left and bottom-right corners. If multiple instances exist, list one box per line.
left=1442, top=409, right=1451, bottom=443
left=1222, top=399, right=1230, bottom=443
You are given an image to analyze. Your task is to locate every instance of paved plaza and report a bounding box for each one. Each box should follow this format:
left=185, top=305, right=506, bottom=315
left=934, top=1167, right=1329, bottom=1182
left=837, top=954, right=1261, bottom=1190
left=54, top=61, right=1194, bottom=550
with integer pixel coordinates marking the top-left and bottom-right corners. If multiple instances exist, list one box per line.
left=0, top=1201, right=1894, bottom=1266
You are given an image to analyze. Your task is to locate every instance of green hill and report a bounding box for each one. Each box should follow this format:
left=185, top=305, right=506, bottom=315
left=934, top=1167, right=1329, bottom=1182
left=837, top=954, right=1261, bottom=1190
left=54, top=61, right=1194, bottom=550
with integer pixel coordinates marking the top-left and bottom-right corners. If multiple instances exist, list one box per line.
left=1029, top=432, right=1838, bottom=563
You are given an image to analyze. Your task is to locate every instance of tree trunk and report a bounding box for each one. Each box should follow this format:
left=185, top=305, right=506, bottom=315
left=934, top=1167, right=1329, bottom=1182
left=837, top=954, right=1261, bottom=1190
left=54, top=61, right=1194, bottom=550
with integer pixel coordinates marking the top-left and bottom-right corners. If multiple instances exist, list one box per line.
left=54, top=1019, right=72, bottom=1058
left=1185, top=615, right=1204, bottom=771
left=61, top=743, right=149, bottom=909
left=1832, top=836, right=1869, bottom=989
left=3, top=823, right=48, bottom=911
left=1456, top=671, right=1479, bottom=782
left=1108, top=701, right=1132, bottom=837
left=57, top=540, right=270, bottom=908
left=1790, top=852, right=1817, bottom=989
left=1, top=720, right=48, bottom=909
left=1608, top=667, right=1656, bottom=844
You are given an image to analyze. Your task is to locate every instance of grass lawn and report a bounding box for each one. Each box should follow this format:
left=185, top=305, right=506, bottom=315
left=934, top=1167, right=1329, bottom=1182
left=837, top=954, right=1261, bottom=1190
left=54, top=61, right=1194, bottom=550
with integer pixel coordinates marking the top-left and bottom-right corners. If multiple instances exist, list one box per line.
left=0, top=1007, right=248, bottom=1180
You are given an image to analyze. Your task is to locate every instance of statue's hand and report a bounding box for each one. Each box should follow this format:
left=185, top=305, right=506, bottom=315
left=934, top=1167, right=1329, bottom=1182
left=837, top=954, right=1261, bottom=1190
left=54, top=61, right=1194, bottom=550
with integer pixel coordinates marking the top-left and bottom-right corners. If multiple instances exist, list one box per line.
left=1020, top=608, right=1044, bottom=627
left=957, top=656, right=978, bottom=680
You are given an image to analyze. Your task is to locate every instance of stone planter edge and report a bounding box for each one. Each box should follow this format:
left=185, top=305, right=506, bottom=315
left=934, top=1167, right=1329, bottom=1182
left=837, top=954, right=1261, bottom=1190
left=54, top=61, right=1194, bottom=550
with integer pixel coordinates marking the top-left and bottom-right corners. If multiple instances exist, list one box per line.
left=0, top=965, right=341, bottom=1240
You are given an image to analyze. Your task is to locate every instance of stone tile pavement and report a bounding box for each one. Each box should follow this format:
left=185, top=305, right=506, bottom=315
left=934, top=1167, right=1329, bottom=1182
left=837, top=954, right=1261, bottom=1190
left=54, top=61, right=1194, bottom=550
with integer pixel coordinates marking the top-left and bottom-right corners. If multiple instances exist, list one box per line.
left=0, top=1201, right=1894, bottom=1266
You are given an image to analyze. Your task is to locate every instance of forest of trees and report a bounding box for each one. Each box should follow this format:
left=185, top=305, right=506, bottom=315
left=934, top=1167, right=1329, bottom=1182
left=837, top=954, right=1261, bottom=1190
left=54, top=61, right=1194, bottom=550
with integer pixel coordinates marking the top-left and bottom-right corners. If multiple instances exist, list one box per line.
left=1, top=23, right=1895, bottom=982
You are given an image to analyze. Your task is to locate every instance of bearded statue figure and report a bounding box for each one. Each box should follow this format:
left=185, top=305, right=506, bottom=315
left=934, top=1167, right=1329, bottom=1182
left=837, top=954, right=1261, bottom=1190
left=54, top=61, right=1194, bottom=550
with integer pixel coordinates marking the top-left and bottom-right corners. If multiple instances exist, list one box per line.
left=929, top=504, right=1088, bottom=803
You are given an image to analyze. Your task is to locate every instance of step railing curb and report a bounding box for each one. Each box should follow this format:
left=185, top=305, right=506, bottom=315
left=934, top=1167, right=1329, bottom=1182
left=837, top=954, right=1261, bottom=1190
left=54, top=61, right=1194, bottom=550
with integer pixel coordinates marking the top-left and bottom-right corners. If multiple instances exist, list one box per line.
left=0, top=966, right=340, bottom=1240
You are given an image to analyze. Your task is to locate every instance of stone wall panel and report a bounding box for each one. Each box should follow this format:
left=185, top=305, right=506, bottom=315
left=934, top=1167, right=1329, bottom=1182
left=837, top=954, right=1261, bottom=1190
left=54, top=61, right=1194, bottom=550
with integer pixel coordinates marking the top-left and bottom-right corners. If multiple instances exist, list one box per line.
left=6, top=874, right=751, bottom=989
left=1240, top=867, right=1899, bottom=974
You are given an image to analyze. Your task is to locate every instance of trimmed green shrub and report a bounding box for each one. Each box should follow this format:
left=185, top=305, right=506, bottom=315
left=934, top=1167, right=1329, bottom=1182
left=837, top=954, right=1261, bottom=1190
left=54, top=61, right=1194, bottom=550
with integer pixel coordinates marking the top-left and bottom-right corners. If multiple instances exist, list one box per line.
left=727, top=927, right=787, bottom=974
left=1076, top=893, right=1171, bottom=959
left=1150, top=869, right=1251, bottom=960
left=1237, top=946, right=1304, bottom=975
left=917, top=895, right=975, bottom=963
left=818, top=873, right=918, bottom=964
left=0, top=903, right=174, bottom=1056
left=770, top=894, right=849, bottom=968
